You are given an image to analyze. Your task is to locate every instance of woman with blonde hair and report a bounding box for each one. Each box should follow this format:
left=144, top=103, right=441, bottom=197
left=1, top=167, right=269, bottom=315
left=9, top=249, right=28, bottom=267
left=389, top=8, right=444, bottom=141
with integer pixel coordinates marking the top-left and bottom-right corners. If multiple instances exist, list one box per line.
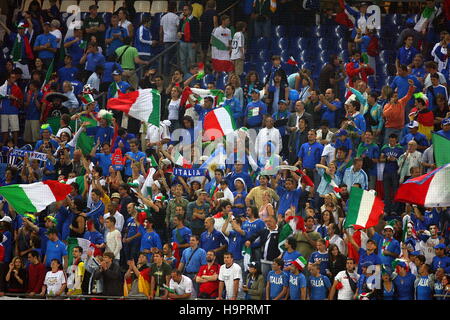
left=258, top=191, right=275, bottom=220
left=5, top=256, right=27, bottom=293
left=229, top=73, right=244, bottom=107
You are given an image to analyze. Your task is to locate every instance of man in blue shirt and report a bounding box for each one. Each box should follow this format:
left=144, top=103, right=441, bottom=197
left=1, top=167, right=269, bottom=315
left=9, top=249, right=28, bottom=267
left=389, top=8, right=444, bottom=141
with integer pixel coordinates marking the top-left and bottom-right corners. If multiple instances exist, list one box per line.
left=272, top=99, right=291, bottom=159
left=105, top=14, right=127, bottom=58
left=33, top=21, right=57, bottom=67
left=86, top=189, right=105, bottom=231
left=297, top=129, right=324, bottom=182
left=57, top=55, right=78, bottom=87
left=368, top=225, right=400, bottom=271
left=91, top=141, right=112, bottom=177
left=123, top=203, right=142, bottom=263
left=275, top=177, right=305, bottom=217
left=426, top=73, right=448, bottom=110
left=431, top=243, right=450, bottom=273
left=400, top=121, right=429, bottom=152
left=415, top=264, right=433, bottom=300
left=43, top=228, right=68, bottom=270
left=85, top=117, right=114, bottom=148
left=287, top=257, right=307, bottom=300
left=23, top=80, right=42, bottom=144
left=318, top=88, right=342, bottom=129
left=335, top=130, right=354, bottom=161
left=194, top=96, right=214, bottom=123
left=226, top=163, right=253, bottom=193
left=221, top=214, right=246, bottom=270
left=224, top=84, right=242, bottom=127
left=123, top=139, right=146, bottom=178
left=172, top=214, right=192, bottom=256
left=347, top=231, right=381, bottom=275
left=200, top=217, right=227, bottom=260
left=64, top=27, right=85, bottom=66
left=140, top=217, right=162, bottom=262
left=411, top=54, right=426, bottom=84
left=245, top=89, right=267, bottom=129
left=80, top=42, right=105, bottom=74
left=308, top=239, right=329, bottom=275
left=308, top=263, right=331, bottom=300
left=390, top=64, right=421, bottom=109
left=178, top=235, right=207, bottom=286
left=266, top=258, right=288, bottom=300
left=437, top=117, right=450, bottom=139
left=343, top=158, right=369, bottom=190
left=396, top=36, right=419, bottom=68
left=392, top=259, right=416, bottom=300
left=107, top=70, right=131, bottom=99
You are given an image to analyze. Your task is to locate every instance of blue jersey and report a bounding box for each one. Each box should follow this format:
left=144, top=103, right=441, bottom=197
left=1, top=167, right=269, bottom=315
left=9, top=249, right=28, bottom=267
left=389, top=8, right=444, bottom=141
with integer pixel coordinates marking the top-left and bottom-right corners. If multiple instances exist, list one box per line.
left=288, top=273, right=307, bottom=300
left=124, top=151, right=146, bottom=176
left=172, top=226, right=192, bottom=255
left=200, top=229, right=227, bottom=253
left=140, top=230, right=162, bottom=261
left=357, top=248, right=381, bottom=274
left=227, top=230, right=246, bottom=260
left=297, top=142, right=324, bottom=169
left=267, top=270, right=288, bottom=300
left=393, top=272, right=416, bottom=300
left=180, top=246, right=207, bottom=273
left=245, top=100, right=267, bottom=128
left=415, top=276, right=433, bottom=300
left=94, top=153, right=112, bottom=177
left=431, top=255, right=450, bottom=273
left=83, top=230, right=104, bottom=245
left=308, top=275, right=331, bottom=300
left=125, top=217, right=141, bottom=245
left=45, top=239, right=67, bottom=268
left=276, top=186, right=304, bottom=216
left=281, top=250, right=302, bottom=276
left=242, top=219, right=265, bottom=248
left=372, top=233, right=400, bottom=267
left=308, top=251, right=329, bottom=275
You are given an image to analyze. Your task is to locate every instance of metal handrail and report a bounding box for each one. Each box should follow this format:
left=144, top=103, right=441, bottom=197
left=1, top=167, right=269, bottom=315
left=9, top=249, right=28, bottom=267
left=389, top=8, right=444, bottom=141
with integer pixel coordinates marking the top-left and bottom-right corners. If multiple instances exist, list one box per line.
left=218, top=0, right=241, bottom=16
left=134, top=41, right=180, bottom=74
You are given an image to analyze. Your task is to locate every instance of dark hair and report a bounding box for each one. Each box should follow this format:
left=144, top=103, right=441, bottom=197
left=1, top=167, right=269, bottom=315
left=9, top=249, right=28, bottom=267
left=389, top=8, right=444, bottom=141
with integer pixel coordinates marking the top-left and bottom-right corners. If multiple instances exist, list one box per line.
left=74, top=245, right=83, bottom=254
left=247, top=206, right=258, bottom=218
left=171, top=269, right=182, bottom=275
left=223, top=252, right=233, bottom=259
left=106, top=216, right=116, bottom=224
left=388, top=133, right=398, bottom=140
left=214, top=169, right=224, bottom=176
left=220, top=200, right=232, bottom=210
left=350, top=100, right=361, bottom=111
left=29, top=250, right=40, bottom=259
left=286, top=237, right=297, bottom=250
left=328, top=243, right=341, bottom=260
left=320, top=210, right=335, bottom=225
left=425, top=61, right=437, bottom=69
left=190, top=234, right=200, bottom=241
left=416, top=255, right=426, bottom=264
left=221, top=15, right=230, bottom=23
left=430, top=73, right=439, bottom=80
left=273, top=257, right=284, bottom=267
left=305, top=216, right=315, bottom=223
left=103, top=252, right=115, bottom=260
left=236, top=21, right=246, bottom=32
left=174, top=214, right=185, bottom=222
left=92, top=188, right=102, bottom=197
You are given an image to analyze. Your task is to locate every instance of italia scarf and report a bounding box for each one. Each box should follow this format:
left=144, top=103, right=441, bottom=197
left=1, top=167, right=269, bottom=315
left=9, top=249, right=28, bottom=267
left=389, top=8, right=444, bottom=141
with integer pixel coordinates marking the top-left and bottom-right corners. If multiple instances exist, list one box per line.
left=181, top=15, right=193, bottom=42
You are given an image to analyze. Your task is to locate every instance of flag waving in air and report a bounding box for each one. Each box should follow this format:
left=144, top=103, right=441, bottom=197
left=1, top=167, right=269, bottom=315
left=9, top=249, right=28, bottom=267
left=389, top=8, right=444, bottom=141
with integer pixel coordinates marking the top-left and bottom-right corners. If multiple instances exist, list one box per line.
left=344, top=187, right=384, bottom=230
left=107, top=89, right=161, bottom=127
left=0, top=180, right=72, bottom=214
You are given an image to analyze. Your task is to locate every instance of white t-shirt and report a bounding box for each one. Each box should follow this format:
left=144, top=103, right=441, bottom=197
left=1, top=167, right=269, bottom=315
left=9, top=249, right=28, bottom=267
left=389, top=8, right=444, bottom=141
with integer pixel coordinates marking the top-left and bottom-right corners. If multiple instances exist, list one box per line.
left=168, top=99, right=181, bottom=120
left=211, top=26, right=231, bottom=61
left=230, top=31, right=244, bottom=60
left=334, top=270, right=359, bottom=300
left=145, top=123, right=171, bottom=149
left=105, top=229, right=122, bottom=259
left=160, top=12, right=180, bottom=43
left=119, top=20, right=132, bottom=36
left=169, top=275, right=195, bottom=298
left=419, top=237, right=440, bottom=265
left=321, top=143, right=336, bottom=165
left=50, top=29, right=62, bottom=48
left=44, top=270, right=66, bottom=295
left=218, top=263, right=242, bottom=299
left=104, top=212, right=125, bottom=234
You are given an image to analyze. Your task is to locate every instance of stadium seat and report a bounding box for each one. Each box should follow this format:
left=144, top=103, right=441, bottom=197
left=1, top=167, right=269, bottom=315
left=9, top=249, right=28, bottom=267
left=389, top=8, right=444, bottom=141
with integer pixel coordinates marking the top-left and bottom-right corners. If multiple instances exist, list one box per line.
left=274, top=25, right=287, bottom=38
left=216, top=73, right=229, bottom=90
left=379, top=50, right=395, bottom=64
left=151, top=1, right=168, bottom=14
left=115, top=1, right=125, bottom=11
left=134, top=12, right=150, bottom=26
left=60, top=1, right=78, bottom=12
left=42, top=0, right=59, bottom=10
left=243, top=62, right=255, bottom=74
left=21, top=0, right=36, bottom=11
left=98, top=1, right=115, bottom=13
left=201, top=74, right=216, bottom=88
left=279, top=50, right=290, bottom=63
left=79, top=1, right=96, bottom=12
left=255, top=37, right=270, bottom=50
left=367, top=75, right=376, bottom=89
left=294, top=37, right=310, bottom=51
left=271, top=37, right=289, bottom=54
left=135, top=1, right=151, bottom=12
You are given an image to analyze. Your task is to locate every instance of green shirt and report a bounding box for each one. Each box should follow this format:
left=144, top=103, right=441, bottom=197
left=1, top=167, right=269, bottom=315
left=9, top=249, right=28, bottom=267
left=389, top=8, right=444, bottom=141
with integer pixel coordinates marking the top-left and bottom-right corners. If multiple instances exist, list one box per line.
left=166, top=197, right=190, bottom=227
left=115, top=45, right=139, bottom=70
left=294, top=230, right=321, bottom=261
left=83, top=15, right=105, bottom=41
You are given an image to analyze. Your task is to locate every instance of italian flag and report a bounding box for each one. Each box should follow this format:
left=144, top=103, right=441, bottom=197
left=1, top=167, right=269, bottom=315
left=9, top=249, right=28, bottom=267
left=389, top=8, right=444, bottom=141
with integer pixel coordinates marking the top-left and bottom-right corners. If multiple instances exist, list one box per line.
left=67, top=237, right=93, bottom=265
left=261, top=155, right=278, bottom=175
left=107, top=89, right=161, bottom=127
left=180, top=87, right=225, bottom=108
left=80, top=93, right=95, bottom=105
left=0, top=180, right=72, bottom=214
left=147, top=155, right=158, bottom=167
left=63, top=176, right=86, bottom=194
left=41, top=59, right=54, bottom=90
left=278, top=216, right=305, bottom=251
left=344, top=187, right=384, bottom=230
left=174, top=151, right=192, bottom=169
left=291, top=256, right=308, bottom=271
left=203, top=105, right=237, bottom=140
left=109, top=82, right=120, bottom=98
left=141, top=168, right=157, bottom=198
left=323, top=172, right=341, bottom=198
left=211, top=31, right=234, bottom=72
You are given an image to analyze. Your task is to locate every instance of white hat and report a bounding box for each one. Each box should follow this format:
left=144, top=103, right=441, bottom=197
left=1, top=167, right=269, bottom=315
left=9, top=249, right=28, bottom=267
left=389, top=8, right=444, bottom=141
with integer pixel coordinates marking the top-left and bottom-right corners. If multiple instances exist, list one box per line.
left=407, top=121, right=419, bottom=129
left=153, top=180, right=161, bottom=189
left=384, top=225, right=394, bottom=230
left=0, top=216, right=12, bottom=223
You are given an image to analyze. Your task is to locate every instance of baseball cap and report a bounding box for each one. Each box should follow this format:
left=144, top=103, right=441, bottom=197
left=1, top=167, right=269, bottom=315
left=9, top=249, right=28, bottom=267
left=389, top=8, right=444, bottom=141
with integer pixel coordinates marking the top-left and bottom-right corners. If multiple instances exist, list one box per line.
left=247, top=261, right=260, bottom=269
left=0, top=216, right=12, bottom=223
left=384, top=225, right=394, bottom=231
left=89, top=4, right=99, bottom=10
left=410, top=251, right=421, bottom=256
left=335, top=129, right=348, bottom=137
left=195, top=189, right=208, bottom=197
left=45, top=215, right=57, bottom=225
left=112, top=70, right=122, bottom=76
left=407, top=121, right=419, bottom=129
left=43, top=21, right=50, bottom=25
left=111, top=192, right=121, bottom=199
left=434, top=243, right=446, bottom=250
left=250, top=88, right=260, bottom=94
left=442, top=118, right=450, bottom=126
left=278, top=99, right=287, bottom=105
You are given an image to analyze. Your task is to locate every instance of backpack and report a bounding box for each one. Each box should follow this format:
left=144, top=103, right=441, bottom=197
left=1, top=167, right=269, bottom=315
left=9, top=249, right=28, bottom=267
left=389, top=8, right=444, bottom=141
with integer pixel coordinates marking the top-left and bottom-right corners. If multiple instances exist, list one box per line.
left=367, top=35, right=379, bottom=57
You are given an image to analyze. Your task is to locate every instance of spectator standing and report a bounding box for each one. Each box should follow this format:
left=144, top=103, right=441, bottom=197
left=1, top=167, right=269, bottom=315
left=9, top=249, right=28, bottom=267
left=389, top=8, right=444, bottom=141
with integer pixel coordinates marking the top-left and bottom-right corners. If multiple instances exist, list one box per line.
left=196, top=250, right=220, bottom=299
left=231, top=21, right=246, bottom=76
left=33, top=21, right=57, bottom=68
left=160, top=2, right=180, bottom=75
left=328, top=257, right=359, bottom=300
left=217, top=252, right=243, bottom=300
left=26, top=250, right=46, bottom=296
left=211, top=15, right=233, bottom=74
left=83, top=5, right=106, bottom=47
left=93, top=252, right=123, bottom=296
left=178, top=5, right=200, bottom=74
left=115, top=37, right=150, bottom=90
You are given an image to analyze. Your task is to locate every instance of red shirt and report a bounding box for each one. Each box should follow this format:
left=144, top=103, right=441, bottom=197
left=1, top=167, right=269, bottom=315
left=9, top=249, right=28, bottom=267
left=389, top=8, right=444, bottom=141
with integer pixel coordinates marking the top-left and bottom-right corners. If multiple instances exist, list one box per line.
left=196, top=263, right=220, bottom=297
left=27, top=262, right=47, bottom=293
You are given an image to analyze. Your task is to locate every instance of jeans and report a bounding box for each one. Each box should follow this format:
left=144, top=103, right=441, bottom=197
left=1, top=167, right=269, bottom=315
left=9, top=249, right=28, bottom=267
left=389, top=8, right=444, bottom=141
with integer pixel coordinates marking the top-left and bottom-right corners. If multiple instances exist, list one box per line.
left=179, top=41, right=196, bottom=74
left=383, top=171, right=400, bottom=214
left=254, top=19, right=271, bottom=39
left=163, top=42, right=177, bottom=75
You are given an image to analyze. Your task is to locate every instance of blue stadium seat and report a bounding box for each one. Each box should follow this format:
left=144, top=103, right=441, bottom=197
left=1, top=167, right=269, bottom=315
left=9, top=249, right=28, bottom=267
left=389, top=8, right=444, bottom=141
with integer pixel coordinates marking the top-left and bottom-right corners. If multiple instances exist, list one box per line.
left=244, top=62, right=255, bottom=74
left=379, top=50, right=396, bottom=64
left=255, top=49, right=270, bottom=62
left=367, top=75, right=376, bottom=89
left=216, top=73, right=229, bottom=90
left=201, top=74, right=216, bottom=88
left=274, top=25, right=287, bottom=38
left=279, top=50, right=290, bottom=63
left=294, top=37, right=310, bottom=51
left=385, top=76, right=395, bottom=87
left=256, top=37, right=270, bottom=50
left=102, top=12, right=112, bottom=25
left=288, top=25, right=303, bottom=37
left=334, top=25, right=348, bottom=38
